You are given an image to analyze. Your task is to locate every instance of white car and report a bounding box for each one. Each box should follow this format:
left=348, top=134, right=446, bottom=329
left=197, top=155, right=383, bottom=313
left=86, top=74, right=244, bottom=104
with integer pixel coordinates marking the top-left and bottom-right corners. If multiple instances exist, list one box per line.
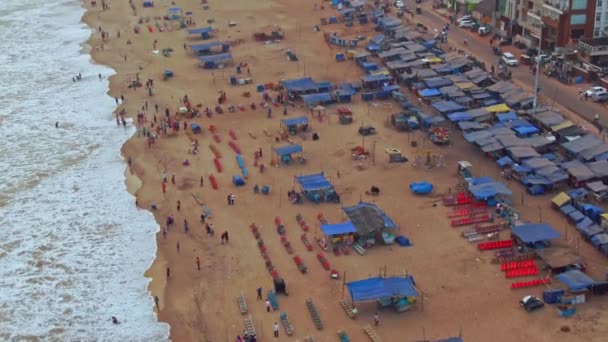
left=459, top=20, right=475, bottom=28
left=457, top=15, right=472, bottom=24
left=502, top=52, right=519, bottom=66
left=585, top=86, right=607, bottom=97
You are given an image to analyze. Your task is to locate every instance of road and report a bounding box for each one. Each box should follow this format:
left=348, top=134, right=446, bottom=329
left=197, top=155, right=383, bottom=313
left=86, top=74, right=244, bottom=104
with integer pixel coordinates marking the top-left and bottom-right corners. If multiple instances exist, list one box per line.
left=407, top=3, right=608, bottom=132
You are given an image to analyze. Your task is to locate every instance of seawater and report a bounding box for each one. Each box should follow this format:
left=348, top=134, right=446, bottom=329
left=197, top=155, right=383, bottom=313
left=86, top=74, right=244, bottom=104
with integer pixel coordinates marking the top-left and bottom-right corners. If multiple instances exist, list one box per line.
left=0, top=0, right=170, bottom=340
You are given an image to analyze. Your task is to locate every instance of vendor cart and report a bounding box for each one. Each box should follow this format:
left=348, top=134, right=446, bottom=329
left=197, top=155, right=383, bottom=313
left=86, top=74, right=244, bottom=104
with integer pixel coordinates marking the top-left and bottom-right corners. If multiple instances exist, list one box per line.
left=338, top=107, right=353, bottom=124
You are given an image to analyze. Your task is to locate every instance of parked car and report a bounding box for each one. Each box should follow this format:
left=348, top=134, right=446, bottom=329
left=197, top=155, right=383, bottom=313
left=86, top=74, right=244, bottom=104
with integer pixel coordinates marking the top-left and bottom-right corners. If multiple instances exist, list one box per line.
left=457, top=15, right=472, bottom=24
left=520, top=296, right=544, bottom=312
left=478, top=25, right=492, bottom=36
left=593, top=91, right=608, bottom=102
left=358, top=126, right=377, bottom=136
left=501, top=52, right=519, bottom=66
left=585, top=86, right=607, bottom=97
left=459, top=20, right=475, bottom=28
left=534, top=54, right=550, bottom=64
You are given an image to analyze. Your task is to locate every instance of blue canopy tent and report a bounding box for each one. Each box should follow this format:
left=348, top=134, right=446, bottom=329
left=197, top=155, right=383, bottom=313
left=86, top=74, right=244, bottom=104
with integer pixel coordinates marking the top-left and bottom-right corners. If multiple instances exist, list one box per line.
left=191, top=123, right=202, bottom=134
left=190, top=41, right=229, bottom=55
left=513, top=125, right=540, bottom=136
left=424, top=77, right=453, bottom=89
left=511, top=223, right=560, bottom=247
left=347, top=276, right=418, bottom=311
left=301, top=93, right=335, bottom=107
left=199, top=53, right=233, bottom=68
left=295, top=172, right=338, bottom=203
left=167, top=7, right=182, bottom=19
left=431, top=100, right=465, bottom=114
left=187, top=26, right=213, bottom=39
left=274, top=144, right=303, bottom=165
left=321, top=221, right=357, bottom=236
left=419, top=88, right=441, bottom=97
left=496, top=156, right=514, bottom=168
left=468, top=181, right=512, bottom=204
left=280, top=77, right=331, bottom=95
left=361, top=74, right=392, bottom=89
left=343, top=202, right=397, bottom=237
left=447, top=111, right=472, bottom=122
left=281, top=116, right=309, bottom=132
left=555, top=270, right=595, bottom=291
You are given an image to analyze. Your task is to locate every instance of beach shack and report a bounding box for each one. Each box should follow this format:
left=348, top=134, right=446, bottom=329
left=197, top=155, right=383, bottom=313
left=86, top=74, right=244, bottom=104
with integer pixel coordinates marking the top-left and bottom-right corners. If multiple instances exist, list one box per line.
left=346, top=276, right=419, bottom=313
left=511, top=223, right=561, bottom=249
left=187, top=26, right=213, bottom=40
left=301, top=93, right=336, bottom=107
left=561, top=160, right=596, bottom=187
left=190, top=41, right=230, bottom=56
left=281, top=116, right=309, bottom=134
left=280, top=77, right=332, bottom=97
left=361, top=74, right=392, bottom=89
left=320, top=221, right=357, bottom=249
left=199, top=53, right=233, bottom=69
left=561, top=134, right=603, bottom=159
left=343, top=202, right=397, bottom=245
left=166, top=7, right=182, bottom=20
left=536, top=247, right=584, bottom=274
left=295, top=172, right=338, bottom=203
left=274, top=144, right=304, bottom=165
left=555, top=269, right=596, bottom=303
left=467, top=180, right=512, bottom=205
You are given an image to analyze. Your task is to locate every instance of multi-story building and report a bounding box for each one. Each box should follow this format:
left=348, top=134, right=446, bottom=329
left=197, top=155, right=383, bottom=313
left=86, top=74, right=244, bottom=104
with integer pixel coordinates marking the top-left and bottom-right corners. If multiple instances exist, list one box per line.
left=594, top=0, right=608, bottom=37
left=516, top=0, right=595, bottom=48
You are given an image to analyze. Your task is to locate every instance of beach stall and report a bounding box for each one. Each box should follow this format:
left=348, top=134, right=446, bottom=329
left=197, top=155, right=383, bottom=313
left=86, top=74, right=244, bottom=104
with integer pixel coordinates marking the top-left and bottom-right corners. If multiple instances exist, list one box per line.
left=280, top=77, right=332, bottom=97
left=468, top=180, right=512, bottom=205
left=319, top=221, right=357, bottom=250
left=187, top=26, right=213, bottom=40
left=361, top=74, right=392, bottom=89
left=166, top=7, right=182, bottom=20
left=511, top=223, right=561, bottom=249
left=535, top=247, right=584, bottom=274
left=301, top=93, right=336, bottom=108
left=274, top=144, right=304, bottom=165
left=190, top=41, right=230, bottom=56
left=281, top=116, right=309, bottom=134
left=555, top=270, right=596, bottom=300
left=199, top=53, right=233, bottom=69
left=295, top=172, right=338, bottom=203
left=346, top=276, right=419, bottom=312
left=561, top=134, right=603, bottom=159
left=561, top=160, right=596, bottom=187
left=343, top=202, right=397, bottom=245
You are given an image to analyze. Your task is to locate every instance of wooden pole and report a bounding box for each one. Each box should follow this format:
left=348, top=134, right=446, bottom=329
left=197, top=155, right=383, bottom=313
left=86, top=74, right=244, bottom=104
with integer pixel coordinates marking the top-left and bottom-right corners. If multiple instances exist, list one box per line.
left=342, top=271, right=346, bottom=300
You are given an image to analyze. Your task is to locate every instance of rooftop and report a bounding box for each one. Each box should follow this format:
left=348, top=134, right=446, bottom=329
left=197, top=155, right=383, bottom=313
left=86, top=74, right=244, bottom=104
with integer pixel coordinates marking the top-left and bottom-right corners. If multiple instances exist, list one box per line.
left=579, top=38, right=608, bottom=47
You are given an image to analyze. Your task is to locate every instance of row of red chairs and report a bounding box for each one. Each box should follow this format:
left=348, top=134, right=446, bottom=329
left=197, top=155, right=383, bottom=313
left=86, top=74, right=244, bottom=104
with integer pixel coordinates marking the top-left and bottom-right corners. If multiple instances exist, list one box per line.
left=317, top=253, right=330, bottom=270
left=478, top=239, right=513, bottom=250
left=505, top=267, right=538, bottom=278
left=511, top=278, right=551, bottom=289
left=501, top=260, right=535, bottom=271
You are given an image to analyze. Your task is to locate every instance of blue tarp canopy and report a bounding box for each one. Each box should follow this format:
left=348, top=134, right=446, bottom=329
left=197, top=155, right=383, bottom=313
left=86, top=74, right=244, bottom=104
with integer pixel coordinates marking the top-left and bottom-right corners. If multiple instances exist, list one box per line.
left=295, top=172, right=332, bottom=191
left=301, top=93, right=334, bottom=106
left=321, top=221, right=357, bottom=235
left=468, top=176, right=493, bottom=185
left=343, top=202, right=397, bottom=234
left=447, top=111, right=472, bottom=122
left=274, top=144, right=303, bottom=156
left=513, top=125, right=540, bottom=135
left=560, top=204, right=576, bottom=215
left=191, top=41, right=224, bottom=51
left=419, top=88, right=441, bottom=97
left=497, top=156, right=514, bottom=167
left=556, top=270, right=595, bottom=291
left=187, top=27, right=212, bottom=35
left=370, top=34, right=385, bottom=45
left=382, top=85, right=400, bottom=92
left=338, top=84, right=358, bottom=96
left=497, top=111, right=518, bottom=122
left=512, top=223, right=561, bottom=243
left=468, top=181, right=512, bottom=199
left=199, top=53, right=232, bottom=64
left=347, top=276, right=418, bottom=302
left=280, top=77, right=331, bottom=93
left=431, top=100, right=465, bottom=114
left=282, top=116, right=308, bottom=126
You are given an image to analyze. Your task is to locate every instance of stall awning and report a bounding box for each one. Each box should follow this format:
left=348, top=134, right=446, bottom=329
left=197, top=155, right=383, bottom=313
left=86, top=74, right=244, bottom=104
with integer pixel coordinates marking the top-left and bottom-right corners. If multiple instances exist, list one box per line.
left=347, top=276, right=418, bottom=302
left=484, top=103, right=511, bottom=113
left=282, top=116, right=309, bottom=126
left=556, top=270, right=595, bottom=291
left=274, top=144, right=302, bottom=156
left=551, top=192, right=571, bottom=207
left=321, top=221, right=357, bottom=235
left=512, top=223, right=561, bottom=243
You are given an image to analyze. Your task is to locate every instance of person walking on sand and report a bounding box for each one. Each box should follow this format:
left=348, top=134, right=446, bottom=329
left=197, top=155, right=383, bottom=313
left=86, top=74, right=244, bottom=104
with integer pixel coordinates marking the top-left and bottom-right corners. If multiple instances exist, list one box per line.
left=171, top=174, right=175, bottom=185
left=154, top=295, right=160, bottom=310
left=162, top=227, right=167, bottom=239
left=257, top=287, right=262, bottom=300
left=200, top=212, right=206, bottom=223
left=177, top=200, right=181, bottom=211
left=227, top=194, right=232, bottom=205
left=196, top=256, right=201, bottom=270
left=176, top=241, right=180, bottom=252
left=200, top=176, right=204, bottom=187
left=374, top=312, right=379, bottom=326
left=162, top=182, right=166, bottom=193
left=273, top=322, right=279, bottom=338
left=166, top=267, right=171, bottom=280
left=266, top=300, right=271, bottom=312
left=184, top=219, right=189, bottom=233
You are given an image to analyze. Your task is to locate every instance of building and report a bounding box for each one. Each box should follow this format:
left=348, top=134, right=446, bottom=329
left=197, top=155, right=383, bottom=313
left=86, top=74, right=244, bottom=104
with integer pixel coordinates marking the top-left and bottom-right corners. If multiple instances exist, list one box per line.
left=595, top=0, right=608, bottom=37
left=577, top=37, right=608, bottom=63
left=517, top=0, right=596, bottom=48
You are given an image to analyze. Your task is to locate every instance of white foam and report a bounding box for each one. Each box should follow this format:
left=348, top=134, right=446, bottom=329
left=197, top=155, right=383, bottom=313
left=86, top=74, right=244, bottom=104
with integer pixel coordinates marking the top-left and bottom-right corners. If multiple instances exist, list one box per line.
left=0, top=0, right=170, bottom=340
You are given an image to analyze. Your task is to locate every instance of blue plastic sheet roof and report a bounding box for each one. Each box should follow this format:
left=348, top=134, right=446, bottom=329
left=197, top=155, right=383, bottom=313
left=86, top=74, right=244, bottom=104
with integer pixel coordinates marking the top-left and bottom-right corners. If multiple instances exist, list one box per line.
left=282, top=116, right=308, bottom=126
left=301, top=93, right=334, bottom=106
left=321, top=221, right=357, bottom=235
left=556, top=270, right=595, bottom=291
left=512, top=223, right=561, bottom=243
left=497, top=156, right=514, bottom=167
left=560, top=204, right=576, bottom=215
left=568, top=210, right=585, bottom=223
left=409, top=181, right=433, bottom=194
left=512, top=164, right=532, bottom=173
left=343, top=202, right=397, bottom=230
left=295, top=172, right=333, bottom=191
left=419, top=88, right=441, bottom=97
left=362, top=74, right=392, bottom=83
left=347, top=276, right=418, bottom=302
left=469, top=176, right=494, bottom=185
left=435, top=338, right=463, bottom=342
left=513, top=125, right=539, bottom=135
left=367, top=44, right=381, bottom=51
left=568, top=188, right=589, bottom=200
left=576, top=217, right=594, bottom=231
left=281, top=77, right=325, bottom=92
left=274, top=144, right=303, bottom=156
left=370, top=34, right=385, bottom=45
left=447, top=111, right=472, bottom=122
left=187, top=26, right=213, bottom=34
left=468, top=181, right=512, bottom=199
left=199, top=53, right=232, bottom=63
left=339, top=84, right=357, bottom=96
left=382, top=85, right=400, bottom=92
left=191, top=41, right=223, bottom=51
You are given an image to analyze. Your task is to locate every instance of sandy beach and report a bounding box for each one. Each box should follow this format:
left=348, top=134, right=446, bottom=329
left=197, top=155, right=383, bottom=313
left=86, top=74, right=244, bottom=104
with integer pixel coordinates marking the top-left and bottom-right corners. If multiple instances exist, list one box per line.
left=82, top=0, right=608, bottom=341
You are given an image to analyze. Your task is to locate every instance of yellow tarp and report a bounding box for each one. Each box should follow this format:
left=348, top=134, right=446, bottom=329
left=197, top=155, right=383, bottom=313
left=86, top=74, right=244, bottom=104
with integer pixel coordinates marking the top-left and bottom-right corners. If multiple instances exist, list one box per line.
left=485, top=103, right=511, bottom=113
left=551, top=192, right=571, bottom=207
left=455, top=82, right=475, bottom=90
left=423, top=57, right=442, bottom=64
left=551, top=120, right=574, bottom=132
left=346, top=50, right=357, bottom=59
left=371, top=70, right=390, bottom=76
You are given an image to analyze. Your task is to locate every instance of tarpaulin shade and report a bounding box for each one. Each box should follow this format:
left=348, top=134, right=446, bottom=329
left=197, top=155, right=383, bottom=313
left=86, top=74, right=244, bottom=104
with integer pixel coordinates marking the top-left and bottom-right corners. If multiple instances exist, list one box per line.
left=199, top=53, right=232, bottom=63
left=191, top=41, right=224, bottom=51
left=188, top=27, right=213, bottom=34
left=274, top=144, right=302, bottom=156
left=347, top=276, right=418, bottom=302
left=343, top=202, right=397, bottom=235
left=282, top=116, right=308, bottom=126
left=512, top=223, right=561, bottom=243
left=301, top=93, right=334, bottom=106
left=295, top=172, right=332, bottom=191
left=556, top=270, right=595, bottom=291
left=468, top=181, right=512, bottom=199
left=551, top=192, right=571, bottom=207
left=321, top=221, right=357, bottom=235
